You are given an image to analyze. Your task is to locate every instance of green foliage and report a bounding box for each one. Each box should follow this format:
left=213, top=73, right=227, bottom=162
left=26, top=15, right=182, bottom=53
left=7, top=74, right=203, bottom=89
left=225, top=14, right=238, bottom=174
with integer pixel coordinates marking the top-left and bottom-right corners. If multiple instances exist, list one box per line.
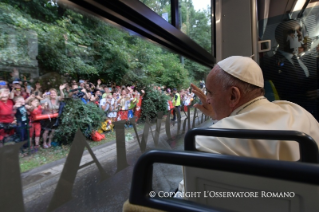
left=157, top=53, right=190, bottom=89
left=184, top=58, right=210, bottom=81
left=0, top=0, right=211, bottom=89
left=141, top=87, right=169, bottom=120
left=139, top=0, right=212, bottom=83
left=54, top=99, right=105, bottom=144
left=0, top=0, right=59, bottom=23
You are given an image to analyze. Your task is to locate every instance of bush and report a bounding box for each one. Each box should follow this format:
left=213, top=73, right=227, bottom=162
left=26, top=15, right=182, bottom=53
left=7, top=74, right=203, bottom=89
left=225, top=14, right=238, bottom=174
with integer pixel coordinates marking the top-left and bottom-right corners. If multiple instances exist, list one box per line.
left=54, top=98, right=105, bottom=144
left=141, top=87, right=169, bottom=121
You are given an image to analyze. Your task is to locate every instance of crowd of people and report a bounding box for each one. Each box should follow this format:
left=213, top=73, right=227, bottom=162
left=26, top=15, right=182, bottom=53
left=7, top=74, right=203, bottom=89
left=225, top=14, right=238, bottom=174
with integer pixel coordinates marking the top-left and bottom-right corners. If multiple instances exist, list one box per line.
left=0, top=73, right=199, bottom=155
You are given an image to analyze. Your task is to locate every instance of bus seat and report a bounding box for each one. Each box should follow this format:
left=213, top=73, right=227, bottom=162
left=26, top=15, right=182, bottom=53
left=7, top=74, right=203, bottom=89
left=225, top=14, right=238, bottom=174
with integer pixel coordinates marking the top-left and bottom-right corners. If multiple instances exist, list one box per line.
left=183, top=128, right=319, bottom=212
left=184, top=128, right=319, bottom=164
left=122, top=199, right=165, bottom=212
left=124, top=150, right=319, bottom=212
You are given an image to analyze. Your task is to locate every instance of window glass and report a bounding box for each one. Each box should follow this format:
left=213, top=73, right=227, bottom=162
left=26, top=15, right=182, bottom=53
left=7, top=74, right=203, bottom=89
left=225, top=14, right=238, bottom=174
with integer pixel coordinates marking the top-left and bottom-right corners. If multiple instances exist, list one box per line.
left=140, top=0, right=212, bottom=54
left=259, top=0, right=319, bottom=121
left=180, top=0, right=212, bottom=53
left=0, top=1, right=212, bottom=211
left=140, top=0, right=171, bottom=22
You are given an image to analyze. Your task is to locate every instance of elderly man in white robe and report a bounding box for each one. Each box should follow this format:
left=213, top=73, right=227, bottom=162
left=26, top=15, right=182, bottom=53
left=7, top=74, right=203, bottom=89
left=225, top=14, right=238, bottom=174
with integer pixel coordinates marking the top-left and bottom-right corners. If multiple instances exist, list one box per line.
left=191, top=56, right=319, bottom=161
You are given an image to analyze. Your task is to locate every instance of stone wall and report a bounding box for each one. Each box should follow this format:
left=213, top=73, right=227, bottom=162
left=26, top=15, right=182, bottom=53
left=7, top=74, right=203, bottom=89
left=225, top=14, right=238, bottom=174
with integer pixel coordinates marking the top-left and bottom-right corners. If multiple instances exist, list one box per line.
left=0, top=24, right=39, bottom=81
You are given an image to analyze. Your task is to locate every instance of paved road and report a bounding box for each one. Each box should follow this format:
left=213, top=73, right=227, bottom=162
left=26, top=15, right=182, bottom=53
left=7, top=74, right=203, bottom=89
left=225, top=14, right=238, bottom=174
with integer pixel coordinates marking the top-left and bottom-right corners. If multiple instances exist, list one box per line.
left=22, top=114, right=214, bottom=212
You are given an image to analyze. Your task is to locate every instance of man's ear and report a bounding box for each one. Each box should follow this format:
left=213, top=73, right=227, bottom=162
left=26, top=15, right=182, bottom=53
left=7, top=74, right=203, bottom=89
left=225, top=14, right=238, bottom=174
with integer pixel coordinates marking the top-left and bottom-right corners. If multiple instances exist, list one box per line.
left=229, top=86, right=241, bottom=108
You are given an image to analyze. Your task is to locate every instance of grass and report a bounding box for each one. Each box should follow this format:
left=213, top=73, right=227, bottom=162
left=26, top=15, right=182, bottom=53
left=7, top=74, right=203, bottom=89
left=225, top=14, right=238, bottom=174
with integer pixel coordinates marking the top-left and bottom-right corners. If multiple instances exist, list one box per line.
left=19, top=123, right=145, bottom=173
left=20, top=145, right=70, bottom=173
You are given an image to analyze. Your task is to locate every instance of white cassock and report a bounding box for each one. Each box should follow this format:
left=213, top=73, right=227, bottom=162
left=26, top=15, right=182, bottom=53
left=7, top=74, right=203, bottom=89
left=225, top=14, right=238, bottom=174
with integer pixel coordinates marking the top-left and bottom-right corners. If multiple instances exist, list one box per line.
left=178, top=97, right=319, bottom=193
left=196, top=96, right=319, bottom=161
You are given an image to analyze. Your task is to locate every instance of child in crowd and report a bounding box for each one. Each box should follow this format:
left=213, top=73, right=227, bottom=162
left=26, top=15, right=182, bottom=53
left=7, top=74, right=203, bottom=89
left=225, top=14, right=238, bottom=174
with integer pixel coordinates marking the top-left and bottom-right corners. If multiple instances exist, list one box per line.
left=26, top=98, right=43, bottom=152
left=13, top=96, right=29, bottom=143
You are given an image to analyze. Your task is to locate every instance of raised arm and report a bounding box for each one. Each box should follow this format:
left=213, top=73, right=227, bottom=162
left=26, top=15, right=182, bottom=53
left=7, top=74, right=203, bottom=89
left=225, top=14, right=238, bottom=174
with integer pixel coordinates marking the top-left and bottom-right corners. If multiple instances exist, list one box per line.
left=9, top=88, right=15, bottom=99
left=25, top=94, right=35, bottom=104
left=59, top=83, right=67, bottom=99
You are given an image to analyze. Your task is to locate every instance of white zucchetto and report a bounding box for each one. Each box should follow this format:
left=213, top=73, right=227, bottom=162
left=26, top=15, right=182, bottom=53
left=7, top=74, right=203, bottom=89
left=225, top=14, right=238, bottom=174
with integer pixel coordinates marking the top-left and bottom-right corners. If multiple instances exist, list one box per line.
left=217, top=56, right=264, bottom=88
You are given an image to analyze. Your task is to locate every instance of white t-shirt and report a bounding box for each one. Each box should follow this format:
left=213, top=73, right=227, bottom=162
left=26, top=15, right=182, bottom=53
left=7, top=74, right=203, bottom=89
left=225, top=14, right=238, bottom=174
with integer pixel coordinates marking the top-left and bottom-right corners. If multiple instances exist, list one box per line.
left=99, top=98, right=110, bottom=111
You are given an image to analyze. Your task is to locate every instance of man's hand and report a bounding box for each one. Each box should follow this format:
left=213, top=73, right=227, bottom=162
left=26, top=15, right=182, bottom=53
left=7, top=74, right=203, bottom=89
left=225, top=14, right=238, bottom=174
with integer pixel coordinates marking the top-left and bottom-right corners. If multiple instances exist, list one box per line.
left=190, top=83, right=214, bottom=118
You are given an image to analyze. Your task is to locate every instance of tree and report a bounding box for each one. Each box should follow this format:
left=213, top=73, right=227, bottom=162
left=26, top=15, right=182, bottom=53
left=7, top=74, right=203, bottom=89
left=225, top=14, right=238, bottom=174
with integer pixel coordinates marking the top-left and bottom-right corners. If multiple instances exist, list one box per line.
left=179, top=0, right=211, bottom=80
left=0, top=0, right=210, bottom=87
left=140, top=0, right=212, bottom=81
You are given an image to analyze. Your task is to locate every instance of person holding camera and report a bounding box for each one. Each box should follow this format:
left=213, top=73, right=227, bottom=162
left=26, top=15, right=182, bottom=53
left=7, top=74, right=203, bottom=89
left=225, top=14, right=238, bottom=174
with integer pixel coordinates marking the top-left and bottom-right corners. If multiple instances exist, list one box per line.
left=10, top=80, right=23, bottom=99
left=69, top=84, right=84, bottom=99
